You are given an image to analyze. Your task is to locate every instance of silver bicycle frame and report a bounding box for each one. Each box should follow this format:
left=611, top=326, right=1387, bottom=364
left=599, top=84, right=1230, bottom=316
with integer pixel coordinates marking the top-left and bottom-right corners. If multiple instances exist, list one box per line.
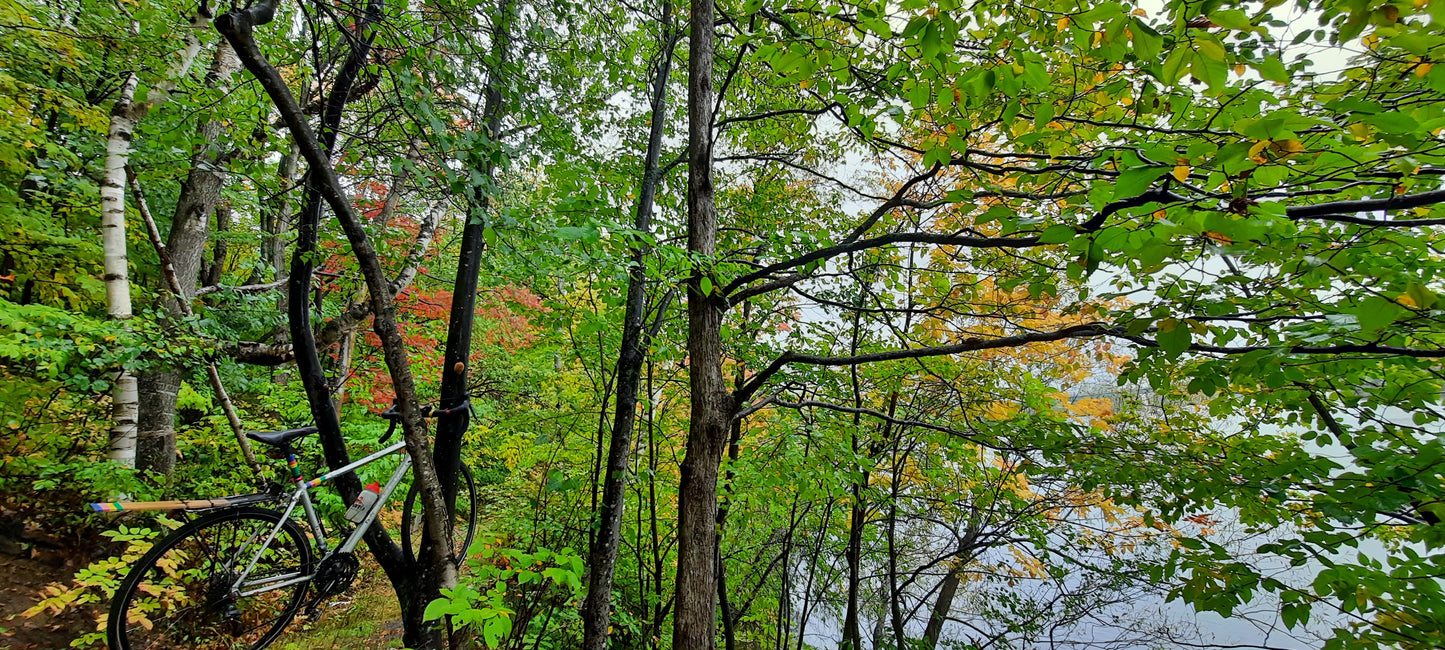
left=230, top=439, right=411, bottom=597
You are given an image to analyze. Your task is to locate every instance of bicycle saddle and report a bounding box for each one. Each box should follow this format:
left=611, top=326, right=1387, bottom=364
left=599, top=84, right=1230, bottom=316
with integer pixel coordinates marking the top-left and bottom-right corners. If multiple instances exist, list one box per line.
left=246, top=426, right=320, bottom=447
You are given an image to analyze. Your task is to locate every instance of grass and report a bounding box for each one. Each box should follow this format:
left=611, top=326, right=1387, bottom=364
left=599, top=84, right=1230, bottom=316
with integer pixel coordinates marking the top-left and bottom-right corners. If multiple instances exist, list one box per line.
left=274, top=553, right=406, bottom=649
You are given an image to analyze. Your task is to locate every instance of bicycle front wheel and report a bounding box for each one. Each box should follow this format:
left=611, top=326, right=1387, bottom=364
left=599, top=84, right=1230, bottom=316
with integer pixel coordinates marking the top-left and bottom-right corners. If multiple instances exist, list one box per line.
left=402, top=462, right=478, bottom=564
left=107, top=506, right=315, bottom=650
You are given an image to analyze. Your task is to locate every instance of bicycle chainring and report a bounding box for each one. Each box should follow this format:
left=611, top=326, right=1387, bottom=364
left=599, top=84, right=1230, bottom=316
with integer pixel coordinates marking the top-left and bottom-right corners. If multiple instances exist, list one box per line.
left=312, top=552, right=360, bottom=599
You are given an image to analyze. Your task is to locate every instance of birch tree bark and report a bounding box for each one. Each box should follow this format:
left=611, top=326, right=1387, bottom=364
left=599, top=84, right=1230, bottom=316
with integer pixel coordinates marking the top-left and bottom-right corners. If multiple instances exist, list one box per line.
left=102, top=9, right=210, bottom=467
left=102, top=71, right=141, bottom=466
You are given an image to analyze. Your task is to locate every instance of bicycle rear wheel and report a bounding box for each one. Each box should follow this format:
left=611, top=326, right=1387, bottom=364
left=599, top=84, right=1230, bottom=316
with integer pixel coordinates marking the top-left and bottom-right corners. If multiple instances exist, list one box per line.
left=107, top=506, right=314, bottom=650
left=402, top=462, right=477, bottom=564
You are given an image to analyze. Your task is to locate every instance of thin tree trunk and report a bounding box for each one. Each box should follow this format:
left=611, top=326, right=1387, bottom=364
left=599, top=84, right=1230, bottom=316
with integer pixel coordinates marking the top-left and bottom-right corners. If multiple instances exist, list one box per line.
left=371, top=138, right=419, bottom=229
left=795, top=499, right=834, bottom=650
left=266, top=124, right=300, bottom=387
left=841, top=285, right=869, bottom=650
left=673, top=0, right=727, bottom=643
left=332, top=327, right=357, bottom=412
left=581, top=9, right=675, bottom=648
left=714, top=301, right=755, bottom=650
left=922, top=522, right=982, bottom=650
left=841, top=463, right=868, bottom=650
left=886, top=412, right=905, bottom=650
left=921, top=573, right=959, bottom=650
left=646, top=358, right=666, bottom=649
left=424, top=3, right=511, bottom=642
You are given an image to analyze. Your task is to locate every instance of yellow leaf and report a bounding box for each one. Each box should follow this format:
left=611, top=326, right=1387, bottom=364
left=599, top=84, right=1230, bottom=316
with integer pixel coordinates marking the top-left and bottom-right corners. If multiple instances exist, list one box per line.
left=1268, top=138, right=1305, bottom=157
left=1417, top=62, right=1433, bottom=78
left=1058, top=17, right=1070, bottom=30
left=1172, top=165, right=1190, bottom=182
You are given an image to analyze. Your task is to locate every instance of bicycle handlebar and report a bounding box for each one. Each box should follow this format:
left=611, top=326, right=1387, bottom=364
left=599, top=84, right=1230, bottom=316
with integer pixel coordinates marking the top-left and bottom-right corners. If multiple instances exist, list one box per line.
left=377, top=399, right=472, bottom=444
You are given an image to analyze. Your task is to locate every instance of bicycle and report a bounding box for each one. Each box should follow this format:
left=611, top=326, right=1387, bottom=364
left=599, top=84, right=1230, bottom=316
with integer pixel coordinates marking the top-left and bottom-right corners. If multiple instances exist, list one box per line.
left=93, top=400, right=479, bottom=650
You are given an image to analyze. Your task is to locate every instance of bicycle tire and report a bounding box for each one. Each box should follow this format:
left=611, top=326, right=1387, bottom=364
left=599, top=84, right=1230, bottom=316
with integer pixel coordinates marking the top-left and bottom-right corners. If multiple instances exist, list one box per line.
left=107, top=506, right=315, bottom=650
left=402, top=463, right=478, bottom=564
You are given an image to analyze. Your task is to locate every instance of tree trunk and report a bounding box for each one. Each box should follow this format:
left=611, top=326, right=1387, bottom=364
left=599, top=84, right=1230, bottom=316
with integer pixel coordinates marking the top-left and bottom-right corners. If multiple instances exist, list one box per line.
left=922, top=523, right=982, bottom=650
left=841, top=289, right=869, bottom=650
left=672, top=0, right=726, bottom=645
left=841, top=466, right=867, bottom=650
left=580, top=9, right=674, bottom=648
left=921, top=571, right=960, bottom=650
left=422, top=3, right=512, bottom=641
left=129, top=171, right=262, bottom=475
left=887, top=437, right=906, bottom=650
left=332, top=327, right=357, bottom=412
left=100, top=9, right=209, bottom=467
left=134, top=123, right=228, bottom=474
left=218, top=3, right=458, bottom=648
left=133, top=40, right=239, bottom=477
left=203, top=202, right=231, bottom=288
left=103, top=71, right=141, bottom=467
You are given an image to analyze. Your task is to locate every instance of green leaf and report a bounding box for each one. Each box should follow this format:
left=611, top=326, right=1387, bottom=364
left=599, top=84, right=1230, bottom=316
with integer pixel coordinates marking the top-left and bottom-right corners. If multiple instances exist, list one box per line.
left=1131, top=20, right=1162, bottom=61
left=1156, top=318, right=1192, bottom=357
left=1038, top=224, right=1075, bottom=244
left=1190, top=52, right=1229, bottom=91
left=1405, top=282, right=1437, bottom=309
left=920, top=20, right=942, bottom=62
left=1281, top=602, right=1310, bottom=629
left=1353, top=295, right=1407, bottom=334
left=1114, top=166, right=1168, bottom=200
left=1034, top=101, right=1055, bottom=129
left=1362, top=112, right=1418, bottom=135
left=1208, top=10, right=1255, bottom=32
left=1161, top=47, right=1191, bottom=83
left=1257, top=57, right=1289, bottom=83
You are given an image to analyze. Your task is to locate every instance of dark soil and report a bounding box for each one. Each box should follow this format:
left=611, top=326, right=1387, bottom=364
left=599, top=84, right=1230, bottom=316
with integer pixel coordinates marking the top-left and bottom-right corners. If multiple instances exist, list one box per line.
left=0, top=552, right=102, bottom=649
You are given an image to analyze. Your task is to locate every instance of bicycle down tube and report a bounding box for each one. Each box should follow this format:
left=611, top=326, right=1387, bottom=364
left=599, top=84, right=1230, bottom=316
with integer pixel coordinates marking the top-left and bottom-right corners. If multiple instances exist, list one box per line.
left=230, top=439, right=411, bottom=597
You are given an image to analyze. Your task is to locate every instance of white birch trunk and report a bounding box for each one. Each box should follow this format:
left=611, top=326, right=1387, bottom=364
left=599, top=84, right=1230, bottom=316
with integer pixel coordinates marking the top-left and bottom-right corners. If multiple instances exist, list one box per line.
left=103, top=73, right=140, bottom=466
left=102, top=12, right=209, bottom=467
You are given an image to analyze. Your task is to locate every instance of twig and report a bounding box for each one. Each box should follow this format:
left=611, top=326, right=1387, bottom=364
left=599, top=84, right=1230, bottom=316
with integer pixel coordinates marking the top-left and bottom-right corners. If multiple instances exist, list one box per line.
left=128, top=168, right=263, bottom=477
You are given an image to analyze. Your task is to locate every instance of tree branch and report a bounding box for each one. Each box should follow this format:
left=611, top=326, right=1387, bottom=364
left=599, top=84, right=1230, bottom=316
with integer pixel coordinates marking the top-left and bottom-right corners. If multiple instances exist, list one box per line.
left=723, top=187, right=1181, bottom=304
left=735, top=323, right=1111, bottom=403
left=1287, top=187, right=1445, bottom=220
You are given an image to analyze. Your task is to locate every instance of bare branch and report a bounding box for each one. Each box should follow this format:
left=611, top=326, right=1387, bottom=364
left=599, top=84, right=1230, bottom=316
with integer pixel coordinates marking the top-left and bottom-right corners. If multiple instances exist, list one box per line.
left=735, top=323, right=1111, bottom=403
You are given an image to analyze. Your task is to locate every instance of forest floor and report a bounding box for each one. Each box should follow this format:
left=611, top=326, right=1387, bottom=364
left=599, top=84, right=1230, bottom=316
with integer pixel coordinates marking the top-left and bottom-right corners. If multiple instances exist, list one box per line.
left=2, top=519, right=410, bottom=650
left=273, top=554, right=406, bottom=649
left=1, top=546, right=403, bottom=649
left=0, top=551, right=100, bottom=649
